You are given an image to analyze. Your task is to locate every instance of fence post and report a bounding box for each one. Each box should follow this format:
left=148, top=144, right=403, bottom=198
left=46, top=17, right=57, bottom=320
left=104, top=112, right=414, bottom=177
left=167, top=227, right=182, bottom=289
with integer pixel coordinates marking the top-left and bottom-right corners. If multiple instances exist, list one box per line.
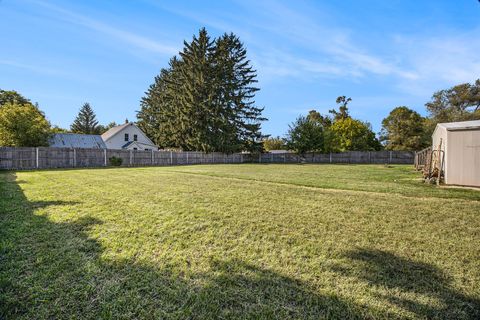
left=104, top=149, right=107, bottom=166
left=170, top=151, right=173, bottom=165
left=35, top=147, right=39, bottom=169
left=151, top=149, right=154, bottom=165
left=368, top=151, right=371, bottom=163
left=329, top=152, right=332, bottom=164
left=389, top=151, right=392, bottom=164
left=130, top=149, right=133, bottom=166
left=284, top=153, right=286, bottom=163
left=259, top=153, right=261, bottom=163
left=73, top=148, right=76, bottom=167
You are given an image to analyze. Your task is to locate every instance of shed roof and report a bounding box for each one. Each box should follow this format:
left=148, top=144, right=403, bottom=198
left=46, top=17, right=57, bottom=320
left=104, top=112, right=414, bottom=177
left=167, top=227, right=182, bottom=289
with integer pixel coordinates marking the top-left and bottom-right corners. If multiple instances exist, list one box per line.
left=50, top=133, right=107, bottom=149
left=436, top=120, right=480, bottom=131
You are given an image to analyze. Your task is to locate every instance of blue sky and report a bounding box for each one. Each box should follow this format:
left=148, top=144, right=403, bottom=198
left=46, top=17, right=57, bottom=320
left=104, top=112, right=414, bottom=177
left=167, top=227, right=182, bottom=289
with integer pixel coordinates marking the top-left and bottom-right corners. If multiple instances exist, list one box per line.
left=1, top=0, right=480, bottom=136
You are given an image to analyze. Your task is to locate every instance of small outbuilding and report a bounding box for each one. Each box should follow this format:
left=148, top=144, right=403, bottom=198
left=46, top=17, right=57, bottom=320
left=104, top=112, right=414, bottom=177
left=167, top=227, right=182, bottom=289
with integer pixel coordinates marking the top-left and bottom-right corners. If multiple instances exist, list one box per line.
left=432, top=120, right=480, bottom=187
left=50, top=133, right=107, bottom=149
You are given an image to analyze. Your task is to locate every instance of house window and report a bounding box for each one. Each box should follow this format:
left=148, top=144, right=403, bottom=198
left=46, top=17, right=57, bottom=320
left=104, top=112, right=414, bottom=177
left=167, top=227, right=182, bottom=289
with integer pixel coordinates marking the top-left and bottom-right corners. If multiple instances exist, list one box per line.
left=124, top=133, right=129, bottom=141
left=145, top=148, right=150, bottom=151
left=133, top=147, right=138, bottom=150
left=134, top=134, right=138, bottom=141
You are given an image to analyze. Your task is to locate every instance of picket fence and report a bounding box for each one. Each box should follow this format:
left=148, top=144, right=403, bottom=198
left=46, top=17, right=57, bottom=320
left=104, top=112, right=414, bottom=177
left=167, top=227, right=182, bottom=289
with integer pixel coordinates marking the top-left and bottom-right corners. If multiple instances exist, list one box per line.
left=0, top=147, right=414, bottom=170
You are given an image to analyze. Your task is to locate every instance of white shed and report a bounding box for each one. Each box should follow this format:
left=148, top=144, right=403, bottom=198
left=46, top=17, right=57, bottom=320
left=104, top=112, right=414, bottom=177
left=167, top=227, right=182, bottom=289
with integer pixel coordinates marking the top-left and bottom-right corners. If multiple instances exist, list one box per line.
left=432, top=120, right=480, bottom=187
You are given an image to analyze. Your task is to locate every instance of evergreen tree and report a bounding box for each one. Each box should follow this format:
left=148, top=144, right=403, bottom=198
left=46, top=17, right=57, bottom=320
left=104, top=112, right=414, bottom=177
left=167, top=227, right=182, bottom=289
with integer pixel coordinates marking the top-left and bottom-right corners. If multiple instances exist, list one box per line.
left=70, top=103, right=100, bottom=134
left=176, top=28, right=216, bottom=152
left=137, top=28, right=265, bottom=153
left=212, top=33, right=265, bottom=153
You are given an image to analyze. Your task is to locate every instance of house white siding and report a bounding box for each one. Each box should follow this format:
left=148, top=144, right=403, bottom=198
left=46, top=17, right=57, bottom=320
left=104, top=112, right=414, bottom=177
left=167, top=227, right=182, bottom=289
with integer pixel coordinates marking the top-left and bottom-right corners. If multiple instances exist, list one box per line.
left=102, top=123, right=158, bottom=151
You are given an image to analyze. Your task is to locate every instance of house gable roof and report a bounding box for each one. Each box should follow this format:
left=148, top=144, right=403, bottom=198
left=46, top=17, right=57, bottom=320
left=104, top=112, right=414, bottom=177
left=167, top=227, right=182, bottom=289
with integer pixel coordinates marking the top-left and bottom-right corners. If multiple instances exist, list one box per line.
left=101, top=123, right=156, bottom=146
left=101, top=123, right=130, bottom=141
left=50, top=133, right=107, bottom=149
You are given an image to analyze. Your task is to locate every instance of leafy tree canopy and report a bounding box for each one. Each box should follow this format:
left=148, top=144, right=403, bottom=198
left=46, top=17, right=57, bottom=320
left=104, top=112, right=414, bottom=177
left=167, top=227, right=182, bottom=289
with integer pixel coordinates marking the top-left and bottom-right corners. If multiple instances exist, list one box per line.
left=0, top=102, right=51, bottom=147
left=51, top=125, right=69, bottom=133
left=263, top=136, right=286, bottom=152
left=0, top=89, right=30, bottom=107
left=380, top=106, right=429, bottom=151
left=97, top=122, right=119, bottom=134
left=329, top=96, right=351, bottom=121
left=307, top=110, right=332, bottom=127
left=425, top=79, right=480, bottom=124
left=330, top=118, right=381, bottom=152
left=286, top=115, right=324, bottom=154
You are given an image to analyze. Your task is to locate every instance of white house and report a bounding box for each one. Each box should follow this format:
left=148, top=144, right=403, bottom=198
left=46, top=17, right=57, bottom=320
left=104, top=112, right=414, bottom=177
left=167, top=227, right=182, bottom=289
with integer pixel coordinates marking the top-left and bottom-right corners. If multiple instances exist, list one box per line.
left=101, top=122, right=158, bottom=151
left=432, top=120, right=480, bottom=187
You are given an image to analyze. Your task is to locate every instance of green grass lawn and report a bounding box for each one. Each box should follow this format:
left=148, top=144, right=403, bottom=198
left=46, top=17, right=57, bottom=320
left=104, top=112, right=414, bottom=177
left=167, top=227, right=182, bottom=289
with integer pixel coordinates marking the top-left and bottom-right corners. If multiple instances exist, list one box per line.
left=1, top=164, right=479, bottom=319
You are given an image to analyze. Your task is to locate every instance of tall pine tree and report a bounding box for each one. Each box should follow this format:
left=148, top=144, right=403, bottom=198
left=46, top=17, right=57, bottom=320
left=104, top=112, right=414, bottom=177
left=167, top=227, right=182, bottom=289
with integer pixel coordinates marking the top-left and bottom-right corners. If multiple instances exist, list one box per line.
left=137, top=28, right=265, bottom=153
left=213, top=33, right=265, bottom=152
left=70, top=103, right=100, bottom=134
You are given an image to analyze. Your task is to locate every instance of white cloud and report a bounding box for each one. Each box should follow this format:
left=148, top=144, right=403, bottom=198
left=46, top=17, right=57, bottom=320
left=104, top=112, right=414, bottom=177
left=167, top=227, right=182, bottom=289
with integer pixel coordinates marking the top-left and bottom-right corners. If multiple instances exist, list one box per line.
left=155, top=0, right=418, bottom=81
left=393, top=29, right=480, bottom=96
left=30, top=0, right=178, bottom=56
left=231, top=0, right=418, bottom=80
left=0, top=59, right=63, bottom=75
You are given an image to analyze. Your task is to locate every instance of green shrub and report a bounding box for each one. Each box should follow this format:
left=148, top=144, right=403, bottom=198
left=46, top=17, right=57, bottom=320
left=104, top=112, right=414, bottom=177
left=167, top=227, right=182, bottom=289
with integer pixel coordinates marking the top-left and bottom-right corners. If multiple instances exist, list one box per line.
left=109, top=156, right=123, bottom=166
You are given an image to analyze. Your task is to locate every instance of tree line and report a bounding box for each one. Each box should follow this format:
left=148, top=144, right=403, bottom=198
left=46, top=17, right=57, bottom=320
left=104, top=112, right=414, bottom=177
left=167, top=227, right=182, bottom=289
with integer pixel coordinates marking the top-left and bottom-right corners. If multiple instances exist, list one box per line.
left=1, top=28, right=479, bottom=151
left=0, top=92, right=118, bottom=147
left=264, top=80, right=480, bottom=153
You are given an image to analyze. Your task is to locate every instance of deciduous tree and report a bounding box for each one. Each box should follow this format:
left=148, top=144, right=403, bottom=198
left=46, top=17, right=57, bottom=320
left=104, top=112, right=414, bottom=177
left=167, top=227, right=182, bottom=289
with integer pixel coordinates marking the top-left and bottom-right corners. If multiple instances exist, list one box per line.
left=286, top=116, right=324, bottom=154
left=263, top=136, right=286, bottom=151
left=329, top=96, right=351, bottom=121
left=0, top=89, right=30, bottom=107
left=380, top=106, right=429, bottom=150
left=425, top=79, right=480, bottom=124
left=0, top=102, right=51, bottom=147
left=330, top=118, right=381, bottom=152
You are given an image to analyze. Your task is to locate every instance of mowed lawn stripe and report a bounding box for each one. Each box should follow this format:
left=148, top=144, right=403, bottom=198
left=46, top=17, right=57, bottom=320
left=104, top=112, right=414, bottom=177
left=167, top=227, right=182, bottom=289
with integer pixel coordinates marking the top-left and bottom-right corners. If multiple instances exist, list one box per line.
left=163, top=164, right=480, bottom=201
left=1, top=165, right=479, bottom=319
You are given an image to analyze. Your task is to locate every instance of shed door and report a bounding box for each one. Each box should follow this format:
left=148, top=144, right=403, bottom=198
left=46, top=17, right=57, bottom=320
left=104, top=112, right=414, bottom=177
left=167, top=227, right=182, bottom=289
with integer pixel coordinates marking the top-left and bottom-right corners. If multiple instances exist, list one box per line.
left=447, top=130, right=480, bottom=187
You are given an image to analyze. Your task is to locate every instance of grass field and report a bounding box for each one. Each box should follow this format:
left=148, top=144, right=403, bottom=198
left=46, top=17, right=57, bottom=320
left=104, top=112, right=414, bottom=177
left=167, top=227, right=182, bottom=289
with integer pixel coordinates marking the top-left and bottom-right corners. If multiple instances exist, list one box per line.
left=1, top=164, right=479, bottom=319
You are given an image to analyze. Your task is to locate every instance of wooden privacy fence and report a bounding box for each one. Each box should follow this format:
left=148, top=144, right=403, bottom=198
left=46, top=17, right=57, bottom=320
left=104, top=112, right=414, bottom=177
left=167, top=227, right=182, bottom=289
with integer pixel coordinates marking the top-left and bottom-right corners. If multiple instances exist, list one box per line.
left=0, top=147, right=415, bottom=170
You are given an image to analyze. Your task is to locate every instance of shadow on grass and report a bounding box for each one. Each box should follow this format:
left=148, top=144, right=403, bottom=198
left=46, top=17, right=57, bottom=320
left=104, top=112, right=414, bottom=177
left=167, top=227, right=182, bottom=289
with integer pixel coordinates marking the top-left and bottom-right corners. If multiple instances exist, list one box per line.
left=0, top=172, right=387, bottom=319
left=0, top=172, right=478, bottom=319
left=334, top=248, right=480, bottom=319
